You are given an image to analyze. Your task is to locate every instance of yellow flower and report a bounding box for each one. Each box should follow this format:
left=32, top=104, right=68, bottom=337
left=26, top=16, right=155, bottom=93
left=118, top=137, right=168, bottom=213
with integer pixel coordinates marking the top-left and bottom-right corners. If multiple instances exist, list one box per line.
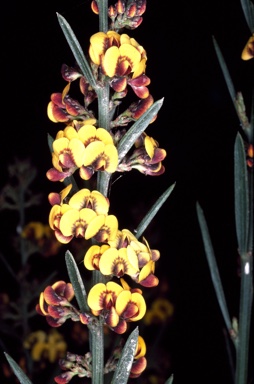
left=87, top=280, right=146, bottom=333
left=241, top=35, right=254, bottom=60
left=46, top=124, right=118, bottom=182
left=48, top=187, right=118, bottom=244
left=143, top=298, right=174, bottom=325
left=24, top=330, right=67, bottom=363
left=89, top=31, right=149, bottom=97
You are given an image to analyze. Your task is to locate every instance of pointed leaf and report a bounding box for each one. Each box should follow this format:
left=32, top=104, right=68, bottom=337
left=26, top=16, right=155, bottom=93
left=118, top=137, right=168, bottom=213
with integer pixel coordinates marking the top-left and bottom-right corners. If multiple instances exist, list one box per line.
left=135, top=182, right=176, bottom=239
left=234, top=133, right=249, bottom=254
left=57, top=13, right=97, bottom=90
left=65, top=250, right=90, bottom=313
left=4, top=353, right=33, bottom=384
left=47, top=133, right=54, bottom=153
left=117, top=98, right=164, bottom=163
left=111, top=327, right=139, bottom=384
left=240, top=0, right=254, bottom=33
left=212, top=37, right=237, bottom=110
left=196, top=202, right=233, bottom=339
left=165, top=375, right=174, bottom=384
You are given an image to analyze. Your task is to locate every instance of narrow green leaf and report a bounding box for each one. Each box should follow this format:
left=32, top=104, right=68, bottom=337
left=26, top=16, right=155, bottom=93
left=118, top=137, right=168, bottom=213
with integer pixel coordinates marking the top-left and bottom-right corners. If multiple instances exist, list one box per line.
left=56, top=13, right=97, bottom=90
left=240, top=0, right=254, bottom=33
left=196, top=202, right=234, bottom=340
left=135, top=182, right=176, bottom=239
left=234, top=133, right=249, bottom=254
left=117, top=98, right=164, bottom=163
left=164, top=375, right=174, bottom=384
left=65, top=250, right=90, bottom=313
left=47, top=133, right=54, bottom=153
left=212, top=37, right=237, bottom=109
left=4, top=353, right=33, bottom=384
left=111, top=327, right=139, bottom=384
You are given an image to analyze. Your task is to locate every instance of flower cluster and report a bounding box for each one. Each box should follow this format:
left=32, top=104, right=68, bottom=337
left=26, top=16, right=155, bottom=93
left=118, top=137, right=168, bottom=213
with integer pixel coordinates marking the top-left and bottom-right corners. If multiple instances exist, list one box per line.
left=36, top=0, right=167, bottom=382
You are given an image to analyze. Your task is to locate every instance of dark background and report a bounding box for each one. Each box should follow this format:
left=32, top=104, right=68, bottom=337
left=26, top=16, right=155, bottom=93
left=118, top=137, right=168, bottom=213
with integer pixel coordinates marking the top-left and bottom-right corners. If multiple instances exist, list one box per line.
left=1, top=0, right=253, bottom=383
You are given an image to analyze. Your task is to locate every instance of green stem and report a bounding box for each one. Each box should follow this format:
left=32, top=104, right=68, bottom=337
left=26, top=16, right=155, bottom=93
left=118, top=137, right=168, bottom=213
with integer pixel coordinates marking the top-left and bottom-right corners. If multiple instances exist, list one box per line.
left=90, top=317, right=105, bottom=384
left=90, top=2, right=109, bottom=382
left=235, top=252, right=253, bottom=384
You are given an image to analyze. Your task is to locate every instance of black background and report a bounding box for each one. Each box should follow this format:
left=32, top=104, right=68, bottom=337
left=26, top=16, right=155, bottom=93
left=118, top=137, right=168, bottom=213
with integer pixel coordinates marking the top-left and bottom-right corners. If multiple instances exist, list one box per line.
left=1, top=0, right=253, bottom=383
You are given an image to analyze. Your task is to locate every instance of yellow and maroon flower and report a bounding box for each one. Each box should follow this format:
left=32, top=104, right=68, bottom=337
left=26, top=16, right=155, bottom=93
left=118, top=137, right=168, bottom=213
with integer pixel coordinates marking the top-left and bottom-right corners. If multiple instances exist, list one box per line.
left=241, top=35, right=254, bottom=60
left=47, top=124, right=118, bottom=182
left=84, top=244, right=111, bottom=270
left=247, top=144, right=253, bottom=168
left=130, top=336, right=147, bottom=378
left=107, top=229, right=160, bottom=287
left=87, top=280, right=146, bottom=334
left=89, top=31, right=149, bottom=97
left=117, top=132, right=166, bottom=176
left=24, top=329, right=67, bottom=363
left=36, top=281, right=78, bottom=327
left=49, top=187, right=118, bottom=244
left=97, top=246, right=140, bottom=278
left=21, top=221, right=62, bottom=257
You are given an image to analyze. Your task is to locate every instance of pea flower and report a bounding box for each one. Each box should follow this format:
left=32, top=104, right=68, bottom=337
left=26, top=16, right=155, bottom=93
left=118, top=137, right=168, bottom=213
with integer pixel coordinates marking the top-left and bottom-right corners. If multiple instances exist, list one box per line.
left=35, top=281, right=79, bottom=327
left=107, top=229, right=160, bottom=287
left=87, top=281, right=146, bottom=334
left=117, top=131, right=166, bottom=176
left=89, top=31, right=150, bottom=98
left=49, top=186, right=118, bottom=244
left=24, top=329, right=67, bottom=363
left=91, top=0, right=147, bottom=31
left=46, top=124, right=119, bottom=182
left=130, top=335, right=147, bottom=378
left=21, top=221, right=62, bottom=257
left=241, top=35, right=254, bottom=60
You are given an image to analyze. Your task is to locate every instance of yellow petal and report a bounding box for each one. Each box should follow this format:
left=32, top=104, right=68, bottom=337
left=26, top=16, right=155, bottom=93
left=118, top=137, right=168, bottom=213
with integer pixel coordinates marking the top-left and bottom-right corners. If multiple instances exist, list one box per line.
left=76, top=125, right=97, bottom=144
left=144, top=135, right=155, bottom=158
left=87, top=283, right=106, bottom=311
left=83, top=141, right=105, bottom=166
left=85, top=214, right=105, bottom=239
left=119, top=44, right=141, bottom=70
left=69, top=138, right=86, bottom=167
left=96, top=128, right=114, bottom=144
left=59, top=209, right=79, bottom=236
left=103, top=46, right=119, bottom=77
left=90, top=190, right=110, bottom=215
left=99, top=248, right=119, bottom=275
left=69, top=188, right=91, bottom=210
left=89, top=32, right=107, bottom=64
left=53, top=137, right=69, bottom=156
left=104, top=144, right=118, bottom=173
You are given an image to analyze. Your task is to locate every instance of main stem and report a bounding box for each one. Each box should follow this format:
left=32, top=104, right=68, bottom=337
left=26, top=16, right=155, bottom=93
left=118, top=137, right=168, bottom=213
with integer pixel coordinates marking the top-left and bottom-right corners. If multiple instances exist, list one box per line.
left=91, top=2, right=109, bottom=383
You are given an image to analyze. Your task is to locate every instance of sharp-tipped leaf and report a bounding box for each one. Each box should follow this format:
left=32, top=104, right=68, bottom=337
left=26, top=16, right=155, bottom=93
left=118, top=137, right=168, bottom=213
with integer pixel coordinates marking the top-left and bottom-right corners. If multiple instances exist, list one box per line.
left=135, top=182, right=176, bottom=239
left=111, top=327, right=139, bottom=384
left=47, top=133, right=54, bottom=153
left=4, top=353, right=33, bottom=384
left=212, top=37, right=237, bottom=109
left=117, top=98, right=164, bottom=163
left=57, top=13, right=97, bottom=90
left=65, top=250, right=90, bottom=313
left=240, top=0, right=254, bottom=33
left=234, top=133, right=249, bottom=254
left=165, top=375, right=174, bottom=384
left=196, top=202, right=234, bottom=339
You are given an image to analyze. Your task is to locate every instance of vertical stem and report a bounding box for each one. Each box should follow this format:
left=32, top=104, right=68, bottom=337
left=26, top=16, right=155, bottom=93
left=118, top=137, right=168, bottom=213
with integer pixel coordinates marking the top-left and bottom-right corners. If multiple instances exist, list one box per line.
left=235, top=252, right=253, bottom=384
left=90, top=318, right=105, bottom=384
left=90, top=2, right=109, bottom=382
